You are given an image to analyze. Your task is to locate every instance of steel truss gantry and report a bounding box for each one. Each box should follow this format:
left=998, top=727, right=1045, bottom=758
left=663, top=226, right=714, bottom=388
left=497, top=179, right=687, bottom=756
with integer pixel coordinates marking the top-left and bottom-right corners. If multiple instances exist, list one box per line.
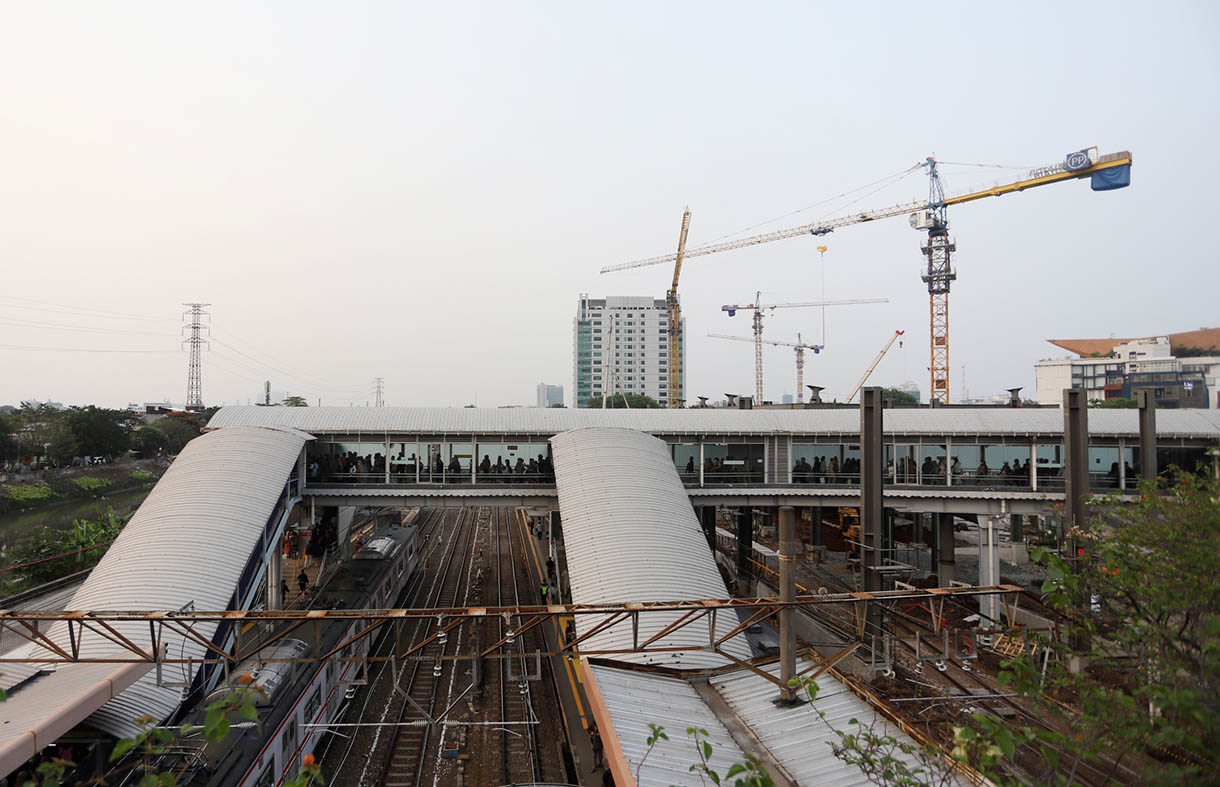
left=0, top=585, right=1023, bottom=671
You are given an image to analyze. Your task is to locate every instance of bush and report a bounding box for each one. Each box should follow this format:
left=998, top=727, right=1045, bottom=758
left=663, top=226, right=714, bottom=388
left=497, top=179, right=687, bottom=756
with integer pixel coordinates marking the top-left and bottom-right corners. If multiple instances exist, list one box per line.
left=2, top=484, right=56, bottom=505
left=72, top=476, right=112, bottom=494
left=5, top=507, right=129, bottom=586
left=129, top=469, right=157, bottom=483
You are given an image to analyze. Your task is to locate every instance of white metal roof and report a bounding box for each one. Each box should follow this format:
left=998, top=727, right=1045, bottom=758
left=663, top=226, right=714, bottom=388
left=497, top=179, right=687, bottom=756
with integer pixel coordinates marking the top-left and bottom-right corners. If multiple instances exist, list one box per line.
left=21, top=425, right=310, bottom=737
left=0, top=659, right=152, bottom=779
left=589, top=664, right=745, bottom=787
left=589, top=659, right=955, bottom=787
left=551, top=428, right=751, bottom=668
left=709, top=660, right=958, bottom=786
left=206, top=404, right=1220, bottom=438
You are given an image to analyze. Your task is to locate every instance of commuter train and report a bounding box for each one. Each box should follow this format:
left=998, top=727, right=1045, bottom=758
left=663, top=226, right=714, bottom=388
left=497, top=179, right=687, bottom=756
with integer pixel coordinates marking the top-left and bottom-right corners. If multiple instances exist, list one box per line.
left=169, top=510, right=424, bottom=787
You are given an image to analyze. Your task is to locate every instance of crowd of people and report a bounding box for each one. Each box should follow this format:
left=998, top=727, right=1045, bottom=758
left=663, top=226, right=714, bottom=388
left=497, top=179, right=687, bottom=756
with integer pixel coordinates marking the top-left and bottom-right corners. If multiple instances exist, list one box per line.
left=790, top=454, right=1044, bottom=487
left=307, top=449, right=556, bottom=484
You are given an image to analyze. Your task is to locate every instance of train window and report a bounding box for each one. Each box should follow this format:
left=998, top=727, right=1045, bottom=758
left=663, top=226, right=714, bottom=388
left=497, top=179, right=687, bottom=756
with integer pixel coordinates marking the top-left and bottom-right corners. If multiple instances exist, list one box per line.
left=283, top=716, right=298, bottom=774
left=255, top=761, right=276, bottom=787
left=305, top=686, right=322, bottom=723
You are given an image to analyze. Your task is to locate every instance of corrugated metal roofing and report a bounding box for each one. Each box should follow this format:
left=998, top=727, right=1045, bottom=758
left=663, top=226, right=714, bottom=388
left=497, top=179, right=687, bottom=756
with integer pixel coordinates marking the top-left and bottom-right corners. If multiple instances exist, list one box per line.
left=709, top=660, right=959, bottom=786
left=0, top=659, right=152, bottom=779
left=589, top=665, right=745, bottom=787
left=551, top=428, right=751, bottom=668
left=206, top=404, right=1220, bottom=438
left=21, top=425, right=310, bottom=737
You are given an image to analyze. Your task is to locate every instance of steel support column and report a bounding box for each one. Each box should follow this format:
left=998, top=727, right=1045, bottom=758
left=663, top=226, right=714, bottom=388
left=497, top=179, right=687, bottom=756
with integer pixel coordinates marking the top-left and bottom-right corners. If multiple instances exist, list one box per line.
left=736, top=508, right=753, bottom=584
left=699, top=506, right=717, bottom=552
left=1063, top=388, right=1089, bottom=540
left=860, top=388, right=884, bottom=638
left=777, top=506, right=798, bottom=702
left=1010, top=513, right=1024, bottom=543
left=1138, top=389, right=1157, bottom=482
left=808, top=506, right=823, bottom=548
left=936, top=513, right=956, bottom=584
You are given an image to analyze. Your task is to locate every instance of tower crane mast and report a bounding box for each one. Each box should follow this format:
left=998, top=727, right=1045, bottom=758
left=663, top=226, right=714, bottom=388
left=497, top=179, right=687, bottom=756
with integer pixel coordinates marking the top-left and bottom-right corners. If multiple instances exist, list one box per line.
left=666, top=208, right=691, bottom=409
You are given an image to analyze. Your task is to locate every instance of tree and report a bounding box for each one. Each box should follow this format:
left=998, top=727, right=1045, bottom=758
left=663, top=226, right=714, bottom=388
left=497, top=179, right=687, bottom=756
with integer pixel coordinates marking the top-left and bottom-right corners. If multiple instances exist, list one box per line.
left=585, top=393, right=664, bottom=409
left=131, top=425, right=169, bottom=458
left=155, top=413, right=203, bottom=454
left=46, top=422, right=80, bottom=464
left=549, top=403, right=567, bottom=408
left=66, top=406, right=137, bottom=457
left=0, top=412, right=17, bottom=462
left=998, top=474, right=1220, bottom=783
left=282, top=395, right=309, bottom=407
left=881, top=387, right=919, bottom=406
left=1173, top=344, right=1219, bottom=358
left=1091, top=397, right=1137, bottom=408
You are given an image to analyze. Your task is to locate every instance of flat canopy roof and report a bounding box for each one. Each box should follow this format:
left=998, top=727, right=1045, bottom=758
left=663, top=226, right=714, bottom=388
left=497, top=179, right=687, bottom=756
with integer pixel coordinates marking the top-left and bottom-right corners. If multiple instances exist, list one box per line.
left=207, top=405, right=1220, bottom=439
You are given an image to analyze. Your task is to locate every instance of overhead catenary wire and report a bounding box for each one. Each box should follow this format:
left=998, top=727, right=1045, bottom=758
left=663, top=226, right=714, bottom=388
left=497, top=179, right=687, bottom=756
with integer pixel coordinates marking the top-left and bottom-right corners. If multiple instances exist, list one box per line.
left=0, top=294, right=177, bottom=322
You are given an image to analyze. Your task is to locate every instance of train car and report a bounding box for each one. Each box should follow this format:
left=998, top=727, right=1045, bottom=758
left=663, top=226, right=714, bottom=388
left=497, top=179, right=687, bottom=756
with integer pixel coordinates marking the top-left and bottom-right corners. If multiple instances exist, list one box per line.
left=163, top=513, right=425, bottom=787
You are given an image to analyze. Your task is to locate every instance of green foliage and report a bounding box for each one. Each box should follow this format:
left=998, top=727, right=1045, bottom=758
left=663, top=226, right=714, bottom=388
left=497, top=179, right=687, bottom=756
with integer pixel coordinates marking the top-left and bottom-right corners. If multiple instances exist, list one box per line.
left=881, top=387, right=919, bottom=406
left=131, top=426, right=168, bottom=458
left=129, top=469, right=157, bottom=483
left=3, top=484, right=56, bottom=504
left=154, top=414, right=203, bottom=454
left=6, top=508, right=127, bottom=585
left=1173, top=344, right=1219, bottom=358
left=1005, top=475, right=1220, bottom=783
left=684, top=726, right=774, bottom=787
left=46, top=423, right=80, bottom=464
left=71, top=476, right=112, bottom=494
left=1090, top=397, right=1137, bottom=408
left=584, top=393, right=664, bottom=409
left=65, top=406, right=138, bottom=458
left=282, top=395, right=309, bottom=407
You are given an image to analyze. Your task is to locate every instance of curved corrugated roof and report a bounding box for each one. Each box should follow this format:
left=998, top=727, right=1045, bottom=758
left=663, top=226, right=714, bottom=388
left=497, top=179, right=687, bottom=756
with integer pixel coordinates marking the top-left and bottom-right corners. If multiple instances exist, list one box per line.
left=29, top=425, right=310, bottom=736
left=206, top=404, right=1220, bottom=438
left=551, top=427, right=751, bottom=668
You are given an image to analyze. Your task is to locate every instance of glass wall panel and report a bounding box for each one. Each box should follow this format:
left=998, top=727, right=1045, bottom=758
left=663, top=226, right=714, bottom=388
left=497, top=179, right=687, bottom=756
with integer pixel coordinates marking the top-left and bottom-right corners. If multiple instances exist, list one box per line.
left=310, top=441, right=387, bottom=484
left=1088, top=445, right=1122, bottom=490
left=447, top=442, right=473, bottom=485
left=951, top=444, right=1028, bottom=487
left=389, top=442, right=420, bottom=483
left=476, top=442, right=553, bottom=484
left=1034, top=443, right=1065, bottom=490
left=702, top=443, right=764, bottom=484
left=791, top=444, right=845, bottom=484
left=893, top=444, right=918, bottom=485
left=672, top=443, right=699, bottom=484
left=920, top=444, right=947, bottom=485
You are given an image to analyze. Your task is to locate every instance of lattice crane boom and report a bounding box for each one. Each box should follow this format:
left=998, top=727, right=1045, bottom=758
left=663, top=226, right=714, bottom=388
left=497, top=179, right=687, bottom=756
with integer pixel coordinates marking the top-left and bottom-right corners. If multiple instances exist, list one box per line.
left=709, top=332, right=824, bottom=403
left=846, top=330, right=905, bottom=404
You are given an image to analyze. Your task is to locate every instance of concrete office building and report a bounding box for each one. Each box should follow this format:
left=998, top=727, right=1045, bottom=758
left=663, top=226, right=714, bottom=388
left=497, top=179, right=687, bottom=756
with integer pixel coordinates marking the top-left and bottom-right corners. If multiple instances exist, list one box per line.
left=536, top=383, right=564, bottom=408
left=573, top=295, right=685, bottom=408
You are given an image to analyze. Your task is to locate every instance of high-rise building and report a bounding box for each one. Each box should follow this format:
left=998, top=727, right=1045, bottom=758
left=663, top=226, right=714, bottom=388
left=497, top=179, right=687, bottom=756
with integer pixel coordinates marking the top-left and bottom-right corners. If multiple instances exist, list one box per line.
left=536, top=383, right=564, bottom=408
left=573, top=295, right=685, bottom=408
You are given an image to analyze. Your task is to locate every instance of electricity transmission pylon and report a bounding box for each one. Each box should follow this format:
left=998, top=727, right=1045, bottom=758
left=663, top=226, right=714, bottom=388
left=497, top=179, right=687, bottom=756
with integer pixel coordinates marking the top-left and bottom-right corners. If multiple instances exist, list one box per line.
left=182, top=303, right=210, bottom=411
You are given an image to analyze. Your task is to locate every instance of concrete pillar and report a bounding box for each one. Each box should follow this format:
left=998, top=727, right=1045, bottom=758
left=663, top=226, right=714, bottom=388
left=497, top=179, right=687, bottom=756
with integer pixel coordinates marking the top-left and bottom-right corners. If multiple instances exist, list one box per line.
left=1064, top=388, right=1090, bottom=539
left=936, top=513, right=956, bottom=584
left=978, top=516, right=1001, bottom=627
left=337, top=506, right=356, bottom=561
left=699, top=506, right=717, bottom=552
left=1011, top=513, right=1024, bottom=543
left=808, top=506, right=823, bottom=547
left=736, top=508, right=753, bottom=582
left=860, top=388, right=884, bottom=638
left=267, top=548, right=283, bottom=610
left=778, top=506, right=798, bottom=701
left=1138, top=389, right=1157, bottom=482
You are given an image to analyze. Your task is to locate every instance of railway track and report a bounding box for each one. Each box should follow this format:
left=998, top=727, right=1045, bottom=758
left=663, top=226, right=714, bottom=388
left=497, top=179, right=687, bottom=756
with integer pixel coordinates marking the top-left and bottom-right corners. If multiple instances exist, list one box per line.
left=494, top=507, right=542, bottom=783
left=378, top=508, right=478, bottom=786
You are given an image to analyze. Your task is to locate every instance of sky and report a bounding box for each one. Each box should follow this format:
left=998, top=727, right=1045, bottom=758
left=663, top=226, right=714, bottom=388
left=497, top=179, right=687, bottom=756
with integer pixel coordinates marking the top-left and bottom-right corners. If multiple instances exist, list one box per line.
left=1, top=1, right=1216, bottom=409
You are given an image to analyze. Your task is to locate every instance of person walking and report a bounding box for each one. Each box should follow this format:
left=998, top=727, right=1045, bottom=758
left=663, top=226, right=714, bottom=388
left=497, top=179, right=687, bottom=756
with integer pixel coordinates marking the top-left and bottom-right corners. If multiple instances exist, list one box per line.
left=589, top=722, right=604, bottom=770
left=297, top=569, right=309, bottom=598
left=539, top=580, right=550, bottom=602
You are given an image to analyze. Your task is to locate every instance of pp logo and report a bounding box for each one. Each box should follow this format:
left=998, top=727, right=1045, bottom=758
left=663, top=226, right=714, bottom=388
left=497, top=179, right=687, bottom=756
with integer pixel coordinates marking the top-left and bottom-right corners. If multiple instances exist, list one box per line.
left=1065, top=150, right=1091, bottom=171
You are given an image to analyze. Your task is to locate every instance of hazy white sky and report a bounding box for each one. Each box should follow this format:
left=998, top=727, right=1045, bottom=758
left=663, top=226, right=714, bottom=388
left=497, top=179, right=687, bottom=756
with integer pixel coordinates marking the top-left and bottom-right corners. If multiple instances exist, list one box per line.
left=2, top=2, right=1216, bottom=408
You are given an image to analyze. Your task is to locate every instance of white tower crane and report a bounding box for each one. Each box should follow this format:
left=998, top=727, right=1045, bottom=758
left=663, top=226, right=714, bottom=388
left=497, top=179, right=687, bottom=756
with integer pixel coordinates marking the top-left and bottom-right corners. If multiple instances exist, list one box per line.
left=721, top=294, right=887, bottom=403
left=708, top=332, right=824, bottom=404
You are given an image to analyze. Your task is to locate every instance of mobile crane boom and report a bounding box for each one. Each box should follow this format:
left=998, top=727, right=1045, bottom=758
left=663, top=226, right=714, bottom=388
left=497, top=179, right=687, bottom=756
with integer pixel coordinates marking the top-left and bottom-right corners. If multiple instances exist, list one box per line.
left=846, top=330, right=905, bottom=404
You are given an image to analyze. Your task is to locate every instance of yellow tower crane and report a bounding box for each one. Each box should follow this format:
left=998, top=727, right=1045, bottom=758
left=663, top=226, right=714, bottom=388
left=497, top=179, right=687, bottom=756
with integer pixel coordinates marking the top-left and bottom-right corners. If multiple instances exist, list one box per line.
left=666, top=208, right=691, bottom=408
left=602, top=148, right=1132, bottom=403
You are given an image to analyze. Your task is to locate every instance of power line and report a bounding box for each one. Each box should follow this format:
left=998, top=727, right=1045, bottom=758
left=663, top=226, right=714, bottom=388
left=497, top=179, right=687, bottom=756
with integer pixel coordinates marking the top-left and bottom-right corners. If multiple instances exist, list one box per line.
left=0, top=294, right=176, bottom=322
left=0, top=344, right=175, bottom=353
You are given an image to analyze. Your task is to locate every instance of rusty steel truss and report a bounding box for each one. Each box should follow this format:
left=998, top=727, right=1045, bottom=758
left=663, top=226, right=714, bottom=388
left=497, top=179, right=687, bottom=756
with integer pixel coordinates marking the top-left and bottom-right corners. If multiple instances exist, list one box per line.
left=0, top=584, right=1023, bottom=669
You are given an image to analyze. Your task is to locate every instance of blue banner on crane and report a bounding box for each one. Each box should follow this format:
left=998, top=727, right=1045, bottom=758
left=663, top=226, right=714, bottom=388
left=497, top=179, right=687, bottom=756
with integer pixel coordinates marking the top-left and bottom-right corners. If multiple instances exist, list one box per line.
left=1091, top=164, right=1131, bottom=191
